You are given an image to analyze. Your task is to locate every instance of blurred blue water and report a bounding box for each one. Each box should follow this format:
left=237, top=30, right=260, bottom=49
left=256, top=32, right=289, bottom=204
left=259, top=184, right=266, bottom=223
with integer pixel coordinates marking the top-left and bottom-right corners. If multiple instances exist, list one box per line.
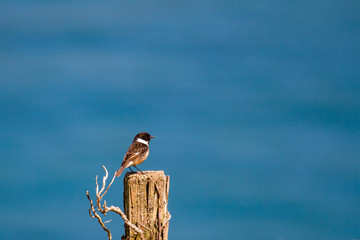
left=0, top=1, right=359, bottom=239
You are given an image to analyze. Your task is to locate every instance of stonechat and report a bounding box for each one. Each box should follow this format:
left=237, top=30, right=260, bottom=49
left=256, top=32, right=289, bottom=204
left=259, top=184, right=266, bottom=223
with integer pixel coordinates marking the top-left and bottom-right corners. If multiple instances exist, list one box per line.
left=115, top=132, right=155, bottom=177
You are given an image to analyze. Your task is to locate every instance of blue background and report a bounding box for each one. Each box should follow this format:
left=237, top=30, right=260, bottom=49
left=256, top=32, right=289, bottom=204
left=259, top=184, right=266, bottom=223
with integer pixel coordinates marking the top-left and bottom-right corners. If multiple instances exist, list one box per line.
left=1, top=1, right=359, bottom=239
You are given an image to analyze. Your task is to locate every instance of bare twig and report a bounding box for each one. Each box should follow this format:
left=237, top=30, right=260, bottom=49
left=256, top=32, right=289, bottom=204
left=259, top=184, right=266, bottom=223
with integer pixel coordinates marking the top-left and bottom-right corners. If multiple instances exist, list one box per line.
left=86, top=191, right=112, bottom=240
left=107, top=205, right=144, bottom=238
left=104, top=219, right=112, bottom=224
left=162, top=214, right=171, bottom=229
left=138, top=222, right=152, bottom=232
left=99, top=165, right=108, bottom=195
left=100, top=168, right=116, bottom=198
left=86, top=166, right=144, bottom=240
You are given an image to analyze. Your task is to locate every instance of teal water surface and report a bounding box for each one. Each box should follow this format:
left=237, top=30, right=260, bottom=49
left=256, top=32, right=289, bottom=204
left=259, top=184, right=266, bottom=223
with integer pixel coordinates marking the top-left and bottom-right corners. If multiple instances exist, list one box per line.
left=0, top=1, right=359, bottom=239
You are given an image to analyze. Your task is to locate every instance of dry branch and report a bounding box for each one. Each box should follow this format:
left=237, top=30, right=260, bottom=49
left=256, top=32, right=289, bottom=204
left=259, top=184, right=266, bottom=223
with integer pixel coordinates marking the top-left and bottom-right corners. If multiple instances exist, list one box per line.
left=86, top=165, right=144, bottom=240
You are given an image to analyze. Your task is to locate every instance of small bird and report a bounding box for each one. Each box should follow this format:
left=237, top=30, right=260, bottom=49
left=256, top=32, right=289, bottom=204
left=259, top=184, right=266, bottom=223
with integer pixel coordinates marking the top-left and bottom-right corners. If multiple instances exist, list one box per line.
left=115, top=132, right=155, bottom=177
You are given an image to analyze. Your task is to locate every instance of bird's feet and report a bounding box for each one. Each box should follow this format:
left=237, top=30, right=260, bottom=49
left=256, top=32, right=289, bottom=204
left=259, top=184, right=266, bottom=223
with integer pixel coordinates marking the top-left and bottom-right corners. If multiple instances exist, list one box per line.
left=134, top=166, right=144, bottom=174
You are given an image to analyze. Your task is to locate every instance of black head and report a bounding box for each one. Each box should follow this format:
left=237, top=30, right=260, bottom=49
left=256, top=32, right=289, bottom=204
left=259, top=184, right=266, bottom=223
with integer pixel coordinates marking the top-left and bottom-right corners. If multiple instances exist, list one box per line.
left=133, top=132, right=155, bottom=142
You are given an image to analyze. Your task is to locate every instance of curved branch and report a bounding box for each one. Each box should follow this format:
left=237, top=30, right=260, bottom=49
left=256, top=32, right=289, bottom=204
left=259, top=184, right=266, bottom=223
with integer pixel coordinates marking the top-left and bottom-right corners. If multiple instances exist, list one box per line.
left=86, top=191, right=112, bottom=240
left=86, top=166, right=144, bottom=240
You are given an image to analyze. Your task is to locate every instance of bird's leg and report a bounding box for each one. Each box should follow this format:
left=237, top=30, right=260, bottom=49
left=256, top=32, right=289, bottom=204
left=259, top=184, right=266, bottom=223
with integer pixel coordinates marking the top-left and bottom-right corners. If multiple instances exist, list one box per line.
left=134, top=166, right=143, bottom=174
left=129, top=167, right=134, bottom=173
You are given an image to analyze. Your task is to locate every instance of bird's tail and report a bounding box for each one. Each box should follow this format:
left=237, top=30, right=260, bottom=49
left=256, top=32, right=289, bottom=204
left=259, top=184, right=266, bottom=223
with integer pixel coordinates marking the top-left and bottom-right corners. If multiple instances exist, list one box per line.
left=115, top=166, right=125, bottom=177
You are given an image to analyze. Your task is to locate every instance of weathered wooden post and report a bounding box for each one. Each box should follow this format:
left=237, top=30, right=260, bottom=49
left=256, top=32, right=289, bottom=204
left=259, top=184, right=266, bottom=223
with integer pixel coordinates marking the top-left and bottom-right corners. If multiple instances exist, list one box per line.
left=123, top=171, right=170, bottom=240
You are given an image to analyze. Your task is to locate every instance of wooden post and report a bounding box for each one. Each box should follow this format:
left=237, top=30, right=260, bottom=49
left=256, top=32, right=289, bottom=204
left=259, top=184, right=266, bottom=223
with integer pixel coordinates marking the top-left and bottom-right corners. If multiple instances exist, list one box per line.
left=123, top=171, right=170, bottom=240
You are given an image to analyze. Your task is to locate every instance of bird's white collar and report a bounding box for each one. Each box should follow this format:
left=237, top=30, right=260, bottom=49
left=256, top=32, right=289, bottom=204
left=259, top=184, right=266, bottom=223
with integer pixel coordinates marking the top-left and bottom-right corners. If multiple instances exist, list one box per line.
left=137, top=138, right=149, bottom=146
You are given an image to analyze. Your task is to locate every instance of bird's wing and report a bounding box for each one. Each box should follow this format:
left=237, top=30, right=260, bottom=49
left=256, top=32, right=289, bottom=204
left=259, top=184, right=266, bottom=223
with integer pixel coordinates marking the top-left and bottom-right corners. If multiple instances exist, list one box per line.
left=121, top=142, right=148, bottom=166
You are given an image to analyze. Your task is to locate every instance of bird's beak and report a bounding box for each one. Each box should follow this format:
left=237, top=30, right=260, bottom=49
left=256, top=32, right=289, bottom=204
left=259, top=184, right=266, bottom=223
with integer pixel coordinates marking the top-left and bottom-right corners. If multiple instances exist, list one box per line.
left=150, top=136, right=155, bottom=138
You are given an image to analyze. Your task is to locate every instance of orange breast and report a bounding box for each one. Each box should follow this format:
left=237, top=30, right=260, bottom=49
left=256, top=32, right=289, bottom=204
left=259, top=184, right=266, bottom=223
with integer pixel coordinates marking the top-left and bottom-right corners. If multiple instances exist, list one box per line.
left=133, top=149, right=149, bottom=165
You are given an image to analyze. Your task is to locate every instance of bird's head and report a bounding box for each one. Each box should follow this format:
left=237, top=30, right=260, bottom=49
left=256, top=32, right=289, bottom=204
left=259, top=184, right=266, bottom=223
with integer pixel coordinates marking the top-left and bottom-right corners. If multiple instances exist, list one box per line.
left=133, top=132, right=155, bottom=143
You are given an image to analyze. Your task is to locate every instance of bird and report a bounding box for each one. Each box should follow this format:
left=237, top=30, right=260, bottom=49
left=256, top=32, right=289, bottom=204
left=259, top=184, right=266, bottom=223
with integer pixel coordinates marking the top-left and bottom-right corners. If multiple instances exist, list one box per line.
left=115, top=132, right=155, bottom=177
